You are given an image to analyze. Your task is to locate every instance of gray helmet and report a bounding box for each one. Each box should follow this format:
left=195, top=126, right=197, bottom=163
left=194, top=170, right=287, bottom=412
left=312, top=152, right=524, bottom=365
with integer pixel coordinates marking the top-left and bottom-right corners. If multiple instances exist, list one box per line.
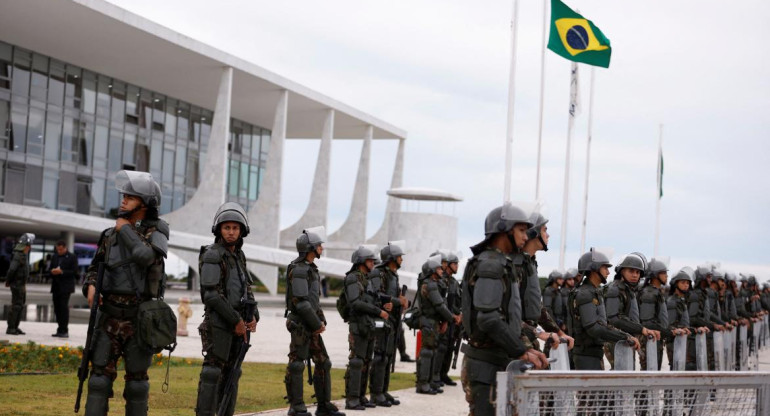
left=694, top=264, right=713, bottom=286
left=296, top=226, right=326, bottom=255
left=740, top=274, right=749, bottom=283
left=115, top=170, right=161, bottom=208
left=483, top=202, right=535, bottom=237
left=421, top=254, right=443, bottom=278
left=615, top=253, right=646, bottom=277
left=646, top=257, right=669, bottom=281
left=547, top=270, right=564, bottom=286
left=447, top=251, right=460, bottom=264
left=526, top=212, right=549, bottom=250
left=564, top=267, right=580, bottom=280
left=578, top=247, right=613, bottom=274
left=748, top=275, right=758, bottom=286
left=430, top=250, right=449, bottom=263
left=670, top=267, right=694, bottom=292
left=380, top=240, right=405, bottom=264
left=724, top=271, right=736, bottom=283
left=211, top=202, right=250, bottom=238
left=712, top=267, right=725, bottom=281
left=17, top=233, right=35, bottom=246
left=351, top=244, right=377, bottom=265
left=761, top=282, right=770, bottom=291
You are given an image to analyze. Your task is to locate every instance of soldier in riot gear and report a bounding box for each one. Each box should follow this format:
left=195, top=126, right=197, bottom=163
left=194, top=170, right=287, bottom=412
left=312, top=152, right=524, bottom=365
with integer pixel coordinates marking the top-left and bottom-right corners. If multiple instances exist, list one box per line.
left=416, top=254, right=460, bottom=394
left=368, top=241, right=408, bottom=407
left=517, top=213, right=573, bottom=355
left=665, top=268, right=698, bottom=370
left=343, top=245, right=390, bottom=410
left=690, top=265, right=726, bottom=371
left=569, top=248, right=639, bottom=371
left=460, top=203, right=548, bottom=416
left=82, top=170, right=169, bottom=416
left=428, top=249, right=452, bottom=389
left=284, top=227, right=344, bottom=416
left=438, top=251, right=462, bottom=387
left=5, top=233, right=34, bottom=335
left=195, top=203, right=258, bottom=416
left=543, top=270, right=565, bottom=331
left=561, top=268, right=580, bottom=369
left=638, top=257, right=681, bottom=371
left=716, top=271, right=739, bottom=330
left=603, top=253, right=660, bottom=369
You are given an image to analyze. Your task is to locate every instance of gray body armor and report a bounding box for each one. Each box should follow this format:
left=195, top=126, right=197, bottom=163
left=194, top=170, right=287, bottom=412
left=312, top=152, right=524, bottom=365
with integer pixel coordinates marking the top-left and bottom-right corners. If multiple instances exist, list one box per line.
left=604, top=280, right=643, bottom=335
left=199, top=243, right=257, bottom=327
left=461, top=249, right=527, bottom=360
left=514, top=253, right=542, bottom=323
left=445, top=275, right=462, bottom=315
left=707, top=288, right=722, bottom=321
left=6, top=251, right=29, bottom=288
left=666, top=294, right=690, bottom=328
left=639, top=285, right=669, bottom=333
left=569, top=280, right=630, bottom=357
left=543, top=286, right=563, bottom=322
left=344, top=270, right=381, bottom=331
left=419, top=277, right=453, bottom=323
left=560, top=286, right=572, bottom=324
left=102, top=221, right=168, bottom=298
left=286, top=259, right=324, bottom=331
left=688, top=288, right=712, bottom=328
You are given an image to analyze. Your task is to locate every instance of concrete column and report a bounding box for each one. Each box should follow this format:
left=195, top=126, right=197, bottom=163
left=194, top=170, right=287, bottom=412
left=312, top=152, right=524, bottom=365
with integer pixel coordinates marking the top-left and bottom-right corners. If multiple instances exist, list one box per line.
left=163, top=66, right=233, bottom=235
left=367, top=138, right=405, bottom=245
left=247, top=90, right=288, bottom=295
left=61, top=230, right=75, bottom=252
left=327, top=125, right=372, bottom=259
left=279, top=109, right=334, bottom=247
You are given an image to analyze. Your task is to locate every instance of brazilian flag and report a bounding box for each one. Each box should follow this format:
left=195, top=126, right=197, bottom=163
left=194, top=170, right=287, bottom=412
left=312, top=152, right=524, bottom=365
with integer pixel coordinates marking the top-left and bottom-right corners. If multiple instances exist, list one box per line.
left=547, top=0, right=612, bottom=68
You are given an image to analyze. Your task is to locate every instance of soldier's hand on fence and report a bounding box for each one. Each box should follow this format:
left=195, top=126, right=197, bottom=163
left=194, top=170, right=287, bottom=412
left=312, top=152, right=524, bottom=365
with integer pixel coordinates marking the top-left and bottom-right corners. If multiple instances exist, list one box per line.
left=380, top=310, right=389, bottom=320
left=313, top=323, right=326, bottom=335
left=246, top=318, right=257, bottom=332
left=522, top=349, right=548, bottom=369
left=559, top=332, right=575, bottom=350
left=714, top=324, right=725, bottom=331
left=628, top=337, right=641, bottom=351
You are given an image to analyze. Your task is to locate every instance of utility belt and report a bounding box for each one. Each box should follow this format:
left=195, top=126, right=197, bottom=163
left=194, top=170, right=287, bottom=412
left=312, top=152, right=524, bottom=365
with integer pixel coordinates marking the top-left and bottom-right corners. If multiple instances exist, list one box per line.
left=99, top=301, right=139, bottom=320
left=460, top=343, right=511, bottom=368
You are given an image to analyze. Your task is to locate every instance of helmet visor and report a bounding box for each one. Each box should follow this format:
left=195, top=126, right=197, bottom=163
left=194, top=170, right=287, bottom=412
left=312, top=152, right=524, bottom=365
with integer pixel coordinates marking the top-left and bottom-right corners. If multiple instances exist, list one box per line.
left=115, top=170, right=156, bottom=196
left=501, top=201, right=538, bottom=227
left=388, top=240, right=406, bottom=256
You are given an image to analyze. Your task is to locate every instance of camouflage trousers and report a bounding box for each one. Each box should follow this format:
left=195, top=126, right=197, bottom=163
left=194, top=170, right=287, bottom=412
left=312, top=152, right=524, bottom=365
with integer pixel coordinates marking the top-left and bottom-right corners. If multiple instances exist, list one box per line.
left=416, top=318, right=438, bottom=387
left=603, top=342, right=616, bottom=370
left=344, top=323, right=374, bottom=401
left=6, top=285, right=26, bottom=330
left=460, top=355, right=505, bottom=416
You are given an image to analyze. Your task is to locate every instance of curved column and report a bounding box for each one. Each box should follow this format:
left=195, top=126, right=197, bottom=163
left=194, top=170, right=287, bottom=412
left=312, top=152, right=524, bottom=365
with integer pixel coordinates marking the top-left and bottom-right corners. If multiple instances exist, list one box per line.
left=367, top=138, right=404, bottom=245
left=279, top=109, right=334, bottom=248
left=247, top=90, right=288, bottom=295
left=163, top=66, right=232, bottom=235
left=327, top=125, right=372, bottom=259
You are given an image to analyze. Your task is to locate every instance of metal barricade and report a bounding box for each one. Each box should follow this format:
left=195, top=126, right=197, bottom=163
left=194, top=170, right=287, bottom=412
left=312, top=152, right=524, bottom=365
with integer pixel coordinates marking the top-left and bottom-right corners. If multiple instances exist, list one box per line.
left=741, top=325, right=749, bottom=371
left=714, top=331, right=725, bottom=371
left=498, top=370, right=770, bottom=416
left=696, top=332, right=708, bottom=371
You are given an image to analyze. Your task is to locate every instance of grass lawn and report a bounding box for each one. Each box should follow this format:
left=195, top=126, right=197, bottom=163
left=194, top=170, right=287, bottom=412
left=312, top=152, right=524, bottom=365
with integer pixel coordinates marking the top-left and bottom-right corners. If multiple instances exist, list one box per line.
left=0, top=359, right=416, bottom=415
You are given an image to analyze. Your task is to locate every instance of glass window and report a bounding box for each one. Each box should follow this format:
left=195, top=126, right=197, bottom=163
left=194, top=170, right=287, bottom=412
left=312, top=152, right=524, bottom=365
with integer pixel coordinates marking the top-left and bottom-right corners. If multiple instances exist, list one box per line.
left=108, top=130, right=122, bottom=171
left=126, top=85, right=139, bottom=125
left=79, top=127, right=93, bottom=166
left=139, top=92, right=152, bottom=130
left=162, top=146, right=174, bottom=184
left=91, top=177, right=105, bottom=213
left=123, top=132, right=136, bottom=166
left=165, top=98, right=177, bottom=136
left=174, top=144, right=186, bottom=184
left=0, top=99, right=9, bottom=149
left=0, top=42, right=11, bottom=90
left=135, top=143, right=149, bottom=172
left=242, top=125, right=251, bottom=157
left=30, top=54, right=48, bottom=101
left=25, top=165, right=43, bottom=202
left=200, top=111, right=212, bottom=148
left=0, top=161, right=4, bottom=199
left=64, top=65, right=82, bottom=109
left=228, top=160, right=238, bottom=196
left=58, top=171, right=76, bottom=210
left=26, top=106, right=45, bottom=156
left=185, top=154, right=198, bottom=187
left=48, top=60, right=65, bottom=106
left=105, top=187, right=119, bottom=218
left=110, top=81, right=126, bottom=122
left=11, top=48, right=31, bottom=97
left=93, top=124, right=108, bottom=168
left=44, top=114, right=61, bottom=161
left=173, top=187, right=183, bottom=211
left=152, top=94, right=165, bottom=131
left=248, top=164, right=259, bottom=200
left=149, top=139, right=162, bottom=178
left=239, top=161, right=248, bottom=198
left=250, top=127, right=261, bottom=159
left=176, top=102, right=189, bottom=141
left=96, top=75, right=111, bottom=118
left=42, top=169, right=58, bottom=209
left=61, top=117, right=78, bottom=162
left=10, top=103, right=27, bottom=152
left=261, top=130, right=271, bottom=157
left=81, top=71, right=96, bottom=114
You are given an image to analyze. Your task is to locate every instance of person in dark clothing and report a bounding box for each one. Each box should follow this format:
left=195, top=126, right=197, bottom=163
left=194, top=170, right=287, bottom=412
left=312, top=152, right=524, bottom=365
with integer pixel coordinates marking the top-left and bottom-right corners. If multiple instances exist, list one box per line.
left=49, top=240, right=78, bottom=337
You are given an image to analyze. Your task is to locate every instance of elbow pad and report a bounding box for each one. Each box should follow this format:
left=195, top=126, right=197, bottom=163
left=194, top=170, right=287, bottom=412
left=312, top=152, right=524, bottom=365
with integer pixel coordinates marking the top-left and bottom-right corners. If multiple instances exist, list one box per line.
left=295, top=301, right=322, bottom=331
left=477, top=310, right=525, bottom=358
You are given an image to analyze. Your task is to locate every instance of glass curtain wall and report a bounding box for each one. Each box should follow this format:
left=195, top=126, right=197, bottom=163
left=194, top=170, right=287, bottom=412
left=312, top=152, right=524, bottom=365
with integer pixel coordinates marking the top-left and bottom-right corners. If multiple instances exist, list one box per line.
left=0, top=40, right=270, bottom=217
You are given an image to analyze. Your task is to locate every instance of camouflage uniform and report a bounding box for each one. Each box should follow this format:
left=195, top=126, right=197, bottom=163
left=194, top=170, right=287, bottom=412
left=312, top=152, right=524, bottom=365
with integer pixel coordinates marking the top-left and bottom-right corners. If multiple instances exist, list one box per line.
left=603, top=279, right=643, bottom=369
left=5, top=245, right=29, bottom=334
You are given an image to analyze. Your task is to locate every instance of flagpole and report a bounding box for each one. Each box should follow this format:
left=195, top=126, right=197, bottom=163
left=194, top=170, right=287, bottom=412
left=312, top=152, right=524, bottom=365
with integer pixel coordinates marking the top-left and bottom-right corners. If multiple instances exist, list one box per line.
left=534, top=0, right=548, bottom=200
left=503, top=0, right=520, bottom=203
left=654, top=124, right=663, bottom=257
left=559, top=62, right=578, bottom=270
left=579, top=67, right=596, bottom=254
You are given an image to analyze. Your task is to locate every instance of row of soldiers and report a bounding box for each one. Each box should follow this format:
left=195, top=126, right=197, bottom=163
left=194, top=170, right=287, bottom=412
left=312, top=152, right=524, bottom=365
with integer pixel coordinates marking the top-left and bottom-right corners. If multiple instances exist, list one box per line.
left=456, top=201, right=769, bottom=416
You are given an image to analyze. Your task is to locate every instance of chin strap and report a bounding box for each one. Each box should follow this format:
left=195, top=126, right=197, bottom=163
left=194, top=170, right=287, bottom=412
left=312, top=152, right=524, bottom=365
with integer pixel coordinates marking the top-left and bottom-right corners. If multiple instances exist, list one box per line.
left=117, top=205, right=143, bottom=219
left=538, top=235, right=548, bottom=252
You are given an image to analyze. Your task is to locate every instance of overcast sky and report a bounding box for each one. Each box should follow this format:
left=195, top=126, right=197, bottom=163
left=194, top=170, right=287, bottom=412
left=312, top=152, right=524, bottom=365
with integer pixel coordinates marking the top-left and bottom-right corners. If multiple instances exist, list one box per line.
left=107, top=0, right=770, bottom=280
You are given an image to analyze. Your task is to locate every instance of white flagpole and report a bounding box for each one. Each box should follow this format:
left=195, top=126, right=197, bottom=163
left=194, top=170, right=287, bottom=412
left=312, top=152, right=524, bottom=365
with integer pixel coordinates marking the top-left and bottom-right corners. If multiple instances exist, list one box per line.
left=534, top=0, right=548, bottom=200
left=559, top=62, right=579, bottom=270
left=654, top=124, right=663, bottom=257
left=579, top=67, right=596, bottom=254
left=503, top=0, right=520, bottom=203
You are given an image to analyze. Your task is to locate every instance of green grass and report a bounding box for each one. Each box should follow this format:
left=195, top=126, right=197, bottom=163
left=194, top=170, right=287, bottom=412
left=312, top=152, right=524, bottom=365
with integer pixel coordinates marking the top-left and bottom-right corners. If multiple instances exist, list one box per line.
left=0, top=359, right=416, bottom=415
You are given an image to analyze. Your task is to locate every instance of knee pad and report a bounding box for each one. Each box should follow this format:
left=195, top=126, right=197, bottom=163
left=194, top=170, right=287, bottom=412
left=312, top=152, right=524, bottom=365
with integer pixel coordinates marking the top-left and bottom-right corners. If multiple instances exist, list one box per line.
left=420, top=348, right=434, bottom=360
left=371, top=352, right=387, bottom=365
left=200, top=365, right=221, bottom=384
left=124, top=380, right=149, bottom=401
left=349, top=357, right=364, bottom=371
left=321, top=359, right=331, bottom=372
left=88, top=374, right=112, bottom=396
left=288, top=360, right=305, bottom=375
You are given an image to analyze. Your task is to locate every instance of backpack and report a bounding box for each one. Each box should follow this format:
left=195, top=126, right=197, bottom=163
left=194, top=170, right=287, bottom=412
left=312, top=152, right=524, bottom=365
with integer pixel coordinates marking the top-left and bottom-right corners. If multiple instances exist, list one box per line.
left=336, top=289, right=351, bottom=322
left=403, top=276, right=423, bottom=329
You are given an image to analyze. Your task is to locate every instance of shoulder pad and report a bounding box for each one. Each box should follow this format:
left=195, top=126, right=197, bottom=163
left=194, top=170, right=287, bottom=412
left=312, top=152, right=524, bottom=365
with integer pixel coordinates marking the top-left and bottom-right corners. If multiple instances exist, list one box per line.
left=291, top=262, right=311, bottom=279
left=150, top=228, right=169, bottom=257
left=97, top=228, right=113, bottom=246
left=605, top=282, right=620, bottom=298
left=666, top=296, right=678, bottom=308
left=368, top=267, right=385, bottom=279
left=575, top=286, right=597, bottom=306
left=153, top=219, right=170, bottom=238
left=202, top=245, right=225, bottom=264
left=344, top=272, right=359, bottom=285
left=476, top=255, right=505, bottom=280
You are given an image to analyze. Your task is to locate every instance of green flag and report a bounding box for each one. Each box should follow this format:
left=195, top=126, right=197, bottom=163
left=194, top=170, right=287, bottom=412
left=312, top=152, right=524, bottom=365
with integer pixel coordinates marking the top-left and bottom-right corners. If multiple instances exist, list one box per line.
left=658, top=150, right=664, bottom=199
left=548, top=0, right=612, bottom=68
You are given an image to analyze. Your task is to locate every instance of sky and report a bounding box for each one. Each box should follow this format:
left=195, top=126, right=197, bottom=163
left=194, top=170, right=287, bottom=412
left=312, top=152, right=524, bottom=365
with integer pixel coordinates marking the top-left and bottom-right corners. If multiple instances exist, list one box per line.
left=107, top=0, right=770, bottom=280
